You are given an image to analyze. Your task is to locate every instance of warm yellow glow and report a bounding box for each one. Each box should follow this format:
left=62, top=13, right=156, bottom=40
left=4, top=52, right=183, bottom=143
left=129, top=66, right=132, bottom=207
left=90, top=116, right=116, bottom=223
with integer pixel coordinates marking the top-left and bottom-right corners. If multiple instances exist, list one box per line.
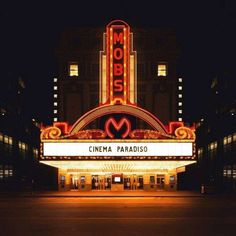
left=3, top=135, right=13, bottom=145
left=101, top=55, right=107, bottom=103
left=157, top=64, right=167, bottom=76
left=208, top=141, right=217, bottom=150
left=40, top=160, right=196, bottom=172
left=129, top=54, right=135, bottom=103
left=69, top=64, right=78, bottom=76
left=19, top=141, right=27, bottom=150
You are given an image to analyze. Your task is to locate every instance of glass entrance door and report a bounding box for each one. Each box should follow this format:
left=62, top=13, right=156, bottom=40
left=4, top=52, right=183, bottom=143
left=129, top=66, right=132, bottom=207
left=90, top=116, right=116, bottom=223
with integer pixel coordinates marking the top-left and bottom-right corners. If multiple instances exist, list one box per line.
left=124, top=176, right=131, bottom=190
left=92, top=175, right=98, bottom=190
left=104, top=175, right=111, bottom=190
left=137, top=176, right=144, bottom=189
left=71, top=175, right=78, bottom=190
left=157, top=175, right=165, bottom=189
left=92, top=175, right=111, bottom=190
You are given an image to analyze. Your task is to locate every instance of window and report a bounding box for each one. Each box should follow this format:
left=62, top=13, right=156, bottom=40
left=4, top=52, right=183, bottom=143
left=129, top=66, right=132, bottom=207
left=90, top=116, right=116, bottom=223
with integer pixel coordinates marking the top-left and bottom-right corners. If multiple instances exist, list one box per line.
left=54, top=94, right=58, bottom=98
left=33, top=148, right=38, bottom=158
left=208, top=141, right=217, bottom=159
left=178, top=102, right=182, bottom=106
left=18, top=141, right=28, bottom=151
left=0, top=166, right=3, bottom=179
left=178, top=86, right=182, bottom=90
left=208, top=141, right=217, bottom=151
left=0, top=132, right=3, bottom=142
left=53, top=86, right=58, bottom=90
left=53, top=117, right=58, bottom=122
left=223, top=165, right=232, bottom=178
left=53, top=78, right=57, bottom=83
left=224, top=134, right=233, bottom=145
left=178, top=94, right=182, bottom=98
left=198, top=147, right=203, bottom=159
left=53, top=102, right=58, bottom=106
left=178, top=117, right=182, bottom=121
left=178, top=78, right=183, bottom=82
left=69, top=64, right=79, bottom=77
left=53, top=110, right=58, bottom=114
left=233, top=166, right=236, bottom=179
left=157, top=64, right=167, bottom=77
left=0, top=165, right=13, bottom=179
left=178, top=109, right=182, bottom=114
left=223, top=133, right=235, bottom=154
left=3, top=135, right=13, bottom=145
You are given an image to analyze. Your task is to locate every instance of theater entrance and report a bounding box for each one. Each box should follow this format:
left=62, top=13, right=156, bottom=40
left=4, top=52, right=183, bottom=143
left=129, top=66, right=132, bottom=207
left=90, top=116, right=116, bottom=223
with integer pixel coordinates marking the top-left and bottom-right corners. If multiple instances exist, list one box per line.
left=70, top=174, right=86, bottom=190
left=67, top=171, right=177, bottom=191
left=124, top=175, right=143, bottom=190
left=91, top=175, right=112, bottom=190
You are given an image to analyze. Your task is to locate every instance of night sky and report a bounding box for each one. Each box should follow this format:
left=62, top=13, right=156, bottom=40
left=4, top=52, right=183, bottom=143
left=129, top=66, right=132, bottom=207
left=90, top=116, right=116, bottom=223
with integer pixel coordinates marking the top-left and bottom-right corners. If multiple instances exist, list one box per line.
left=0, top=0, right=235, bottom=124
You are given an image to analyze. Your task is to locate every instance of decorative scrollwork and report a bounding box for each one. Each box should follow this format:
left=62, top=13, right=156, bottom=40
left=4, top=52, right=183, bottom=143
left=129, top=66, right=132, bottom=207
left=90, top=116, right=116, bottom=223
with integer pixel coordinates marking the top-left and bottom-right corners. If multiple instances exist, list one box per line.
left=40, top=127, right=62, bottom=140
left=129, top=129, right=167, bottom=139
left=71, top=129, right=107, bottom=139
left=174, top=127, right=195, bottom=140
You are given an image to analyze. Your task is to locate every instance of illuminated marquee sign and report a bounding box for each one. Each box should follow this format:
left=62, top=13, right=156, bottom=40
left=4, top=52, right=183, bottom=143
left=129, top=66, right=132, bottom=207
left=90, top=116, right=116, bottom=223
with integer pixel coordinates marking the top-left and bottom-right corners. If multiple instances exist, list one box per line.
left=109, top=24, right=127, bottom=104
left=40, top=20, right=196, bottom=164
left=42, top=140, right=193, bottom=157
left=100, top=20, right=137, bottom=105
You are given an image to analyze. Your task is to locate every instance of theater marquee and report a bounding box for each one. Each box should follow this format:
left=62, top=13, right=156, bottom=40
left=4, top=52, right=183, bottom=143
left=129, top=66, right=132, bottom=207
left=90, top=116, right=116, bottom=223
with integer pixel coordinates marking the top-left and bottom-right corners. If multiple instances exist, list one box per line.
left=40, top=20, right=196, bottom=172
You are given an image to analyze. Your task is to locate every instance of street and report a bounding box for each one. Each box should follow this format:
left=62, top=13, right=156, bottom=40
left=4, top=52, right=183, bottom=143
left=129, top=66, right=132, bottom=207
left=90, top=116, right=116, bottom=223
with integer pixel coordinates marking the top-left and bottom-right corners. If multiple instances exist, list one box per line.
left=0, top=196, right=235, bottom=236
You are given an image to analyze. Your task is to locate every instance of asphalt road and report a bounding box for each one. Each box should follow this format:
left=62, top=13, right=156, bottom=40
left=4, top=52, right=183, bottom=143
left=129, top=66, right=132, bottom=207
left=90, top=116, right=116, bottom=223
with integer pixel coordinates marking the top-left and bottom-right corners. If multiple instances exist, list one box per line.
left=0, top=196, right=235, bottom=236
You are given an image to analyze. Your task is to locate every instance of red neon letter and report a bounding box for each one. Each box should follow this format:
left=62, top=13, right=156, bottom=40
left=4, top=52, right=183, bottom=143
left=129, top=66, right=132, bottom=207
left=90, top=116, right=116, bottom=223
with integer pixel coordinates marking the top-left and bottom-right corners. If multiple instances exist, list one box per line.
left=114, top=64, right=123, bottom=76
left=113, top=32, right=124, bottom=45
left=113, top=48, right=123, bottom=60
left=114, top=80, right=123, bottom=92
left=105, top=117, right=131, bottom=138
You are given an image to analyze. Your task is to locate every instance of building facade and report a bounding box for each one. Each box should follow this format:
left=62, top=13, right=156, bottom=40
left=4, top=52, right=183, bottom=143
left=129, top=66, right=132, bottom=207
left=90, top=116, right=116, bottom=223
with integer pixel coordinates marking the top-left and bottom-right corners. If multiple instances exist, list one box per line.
left=54, top=25, right=182, bottom=125
left=196, top=71, right=236, bottom=192
left=0, top=77, right=40, bottom=190
left=40, top=20, right=195, bottom=192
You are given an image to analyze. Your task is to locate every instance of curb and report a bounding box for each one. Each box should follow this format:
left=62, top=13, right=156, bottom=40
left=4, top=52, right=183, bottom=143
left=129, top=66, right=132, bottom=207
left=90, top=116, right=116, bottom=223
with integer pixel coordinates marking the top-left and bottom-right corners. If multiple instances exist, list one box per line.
left=1, top=194, right=204, bottom=198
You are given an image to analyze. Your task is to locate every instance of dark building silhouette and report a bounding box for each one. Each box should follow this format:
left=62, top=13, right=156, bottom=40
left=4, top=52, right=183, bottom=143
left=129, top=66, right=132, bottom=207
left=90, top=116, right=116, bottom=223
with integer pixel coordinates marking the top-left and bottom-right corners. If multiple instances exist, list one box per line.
left=196, top=71, right=236, bottom=192
left=0, top=76, right=56, bottom=191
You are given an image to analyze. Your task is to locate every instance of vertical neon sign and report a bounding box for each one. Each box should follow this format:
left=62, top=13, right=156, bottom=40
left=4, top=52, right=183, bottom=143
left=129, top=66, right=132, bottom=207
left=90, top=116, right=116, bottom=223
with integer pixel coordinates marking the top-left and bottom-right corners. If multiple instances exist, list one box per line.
left=99, top=20, right=137, bottom=106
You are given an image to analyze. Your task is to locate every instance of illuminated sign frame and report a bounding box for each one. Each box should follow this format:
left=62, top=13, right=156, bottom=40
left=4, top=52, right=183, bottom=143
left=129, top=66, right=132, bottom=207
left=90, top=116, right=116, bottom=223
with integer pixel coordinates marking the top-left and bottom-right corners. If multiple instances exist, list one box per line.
left=42, top=139, right=194, bottom=157
left=40, top=20, right=196, bottom=168
left=100, top=20, right=137, bottom=105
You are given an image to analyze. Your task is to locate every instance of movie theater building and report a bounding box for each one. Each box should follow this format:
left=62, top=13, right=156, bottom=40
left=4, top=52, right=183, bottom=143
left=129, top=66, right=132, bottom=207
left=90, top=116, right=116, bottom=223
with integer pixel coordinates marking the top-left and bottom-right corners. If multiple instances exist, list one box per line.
left=40, top=20, right=196, bottom=191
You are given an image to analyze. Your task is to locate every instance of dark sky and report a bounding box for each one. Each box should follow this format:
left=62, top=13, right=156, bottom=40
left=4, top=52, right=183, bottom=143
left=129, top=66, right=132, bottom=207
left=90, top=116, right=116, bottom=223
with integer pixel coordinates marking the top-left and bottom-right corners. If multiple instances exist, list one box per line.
left=0, top=0, right=236, bottom=124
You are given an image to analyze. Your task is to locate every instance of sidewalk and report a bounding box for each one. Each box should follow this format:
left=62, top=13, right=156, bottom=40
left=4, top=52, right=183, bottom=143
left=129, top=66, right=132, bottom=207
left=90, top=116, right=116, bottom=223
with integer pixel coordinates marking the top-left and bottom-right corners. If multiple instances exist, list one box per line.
left=0, top=190, right=204, bottom=198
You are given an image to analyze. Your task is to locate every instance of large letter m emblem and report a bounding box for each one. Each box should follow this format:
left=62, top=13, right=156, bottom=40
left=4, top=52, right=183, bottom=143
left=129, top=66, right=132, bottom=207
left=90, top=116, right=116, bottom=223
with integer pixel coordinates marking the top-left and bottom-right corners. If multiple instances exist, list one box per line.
left=105, top=117, right=131, bottom=138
